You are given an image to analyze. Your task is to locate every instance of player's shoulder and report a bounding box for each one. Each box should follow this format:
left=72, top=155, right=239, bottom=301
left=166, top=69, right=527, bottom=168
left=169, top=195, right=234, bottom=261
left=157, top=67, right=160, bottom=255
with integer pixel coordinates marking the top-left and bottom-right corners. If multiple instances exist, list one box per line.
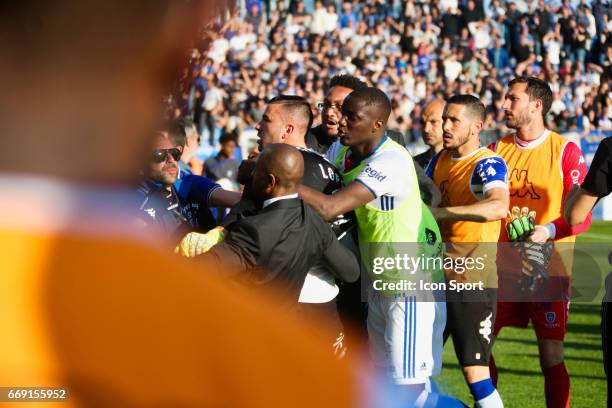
left=548, top=129, right=566, bottom=140
left=474, top=150, right=507, bottom=167
left=366, top=148, right=407, bottom=174
left=536, top=129, right=578, bottom=151
left=370, top=138, right=410, bottom=162
left=497, top=133, right=515, bottom=147
left=298, top=146, right=333, bottom=165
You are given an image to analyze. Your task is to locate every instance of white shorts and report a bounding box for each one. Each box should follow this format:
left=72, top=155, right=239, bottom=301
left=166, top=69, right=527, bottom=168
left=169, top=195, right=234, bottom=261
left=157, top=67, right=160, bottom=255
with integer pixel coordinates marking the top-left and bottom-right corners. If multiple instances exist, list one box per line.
left=367, top=290, right=446, bottom=385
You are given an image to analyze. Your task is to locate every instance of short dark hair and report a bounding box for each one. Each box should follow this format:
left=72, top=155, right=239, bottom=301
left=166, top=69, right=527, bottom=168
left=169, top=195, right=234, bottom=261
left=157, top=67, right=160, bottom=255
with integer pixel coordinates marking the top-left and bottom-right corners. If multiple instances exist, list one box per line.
left=348, top=87, right=392, bottom=121
left=446, top=94, right=486, bottom=122
left=508, top=76, right=553, bottom=118
left=328, top=74, right=367, bottom=91
left=268, top=94, right=314, bottom=134
left=158, top=120, right=187, bottom=148
left=219, top=133, right=236, bottom=145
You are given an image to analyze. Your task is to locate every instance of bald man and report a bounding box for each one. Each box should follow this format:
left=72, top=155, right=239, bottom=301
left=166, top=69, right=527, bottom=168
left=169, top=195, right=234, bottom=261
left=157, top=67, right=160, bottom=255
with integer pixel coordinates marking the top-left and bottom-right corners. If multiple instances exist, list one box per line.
left=414, top=99, right=445, bottom=169
left=203, top=144, right=360, bottom=307
left=253, top=95, right=358, bottom=355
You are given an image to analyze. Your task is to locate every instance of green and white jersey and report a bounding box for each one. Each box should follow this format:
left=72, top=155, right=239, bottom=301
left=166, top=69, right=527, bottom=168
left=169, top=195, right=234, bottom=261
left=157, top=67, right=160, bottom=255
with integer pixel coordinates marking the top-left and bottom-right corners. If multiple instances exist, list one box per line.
left=326, top=136, right=443, bottom=284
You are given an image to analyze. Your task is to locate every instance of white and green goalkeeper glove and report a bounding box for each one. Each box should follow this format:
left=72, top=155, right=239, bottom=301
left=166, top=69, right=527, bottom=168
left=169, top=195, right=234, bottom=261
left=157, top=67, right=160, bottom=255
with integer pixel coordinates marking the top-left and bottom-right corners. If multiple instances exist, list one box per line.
left=506, top=206, right=536, bottom=242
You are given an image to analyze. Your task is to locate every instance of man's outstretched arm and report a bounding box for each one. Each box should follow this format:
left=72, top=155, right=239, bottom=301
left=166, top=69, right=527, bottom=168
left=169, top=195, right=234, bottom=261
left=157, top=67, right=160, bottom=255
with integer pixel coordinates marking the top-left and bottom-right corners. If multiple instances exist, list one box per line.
left=299, top=181, right=375, bottom=221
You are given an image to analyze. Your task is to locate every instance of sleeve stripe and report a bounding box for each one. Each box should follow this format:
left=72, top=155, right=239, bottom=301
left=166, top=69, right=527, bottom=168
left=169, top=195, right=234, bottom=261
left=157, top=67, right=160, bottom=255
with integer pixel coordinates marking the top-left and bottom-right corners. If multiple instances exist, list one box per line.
left=378, top=195, right=395, bottom=211
left=482, top=180, right=509, bottom=194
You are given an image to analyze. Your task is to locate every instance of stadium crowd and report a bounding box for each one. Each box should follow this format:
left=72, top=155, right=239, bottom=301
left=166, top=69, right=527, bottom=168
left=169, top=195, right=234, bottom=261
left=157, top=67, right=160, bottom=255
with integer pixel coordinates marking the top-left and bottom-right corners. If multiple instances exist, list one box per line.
left=168, top=0, right=612, bottom=160
left=2, top=1, right=611, bottom=408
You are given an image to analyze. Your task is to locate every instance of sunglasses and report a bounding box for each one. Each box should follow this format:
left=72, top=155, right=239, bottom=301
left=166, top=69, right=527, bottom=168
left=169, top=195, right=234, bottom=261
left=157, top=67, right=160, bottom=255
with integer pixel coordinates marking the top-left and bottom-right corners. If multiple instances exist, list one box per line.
left=152, top=148, right=182, bottom=163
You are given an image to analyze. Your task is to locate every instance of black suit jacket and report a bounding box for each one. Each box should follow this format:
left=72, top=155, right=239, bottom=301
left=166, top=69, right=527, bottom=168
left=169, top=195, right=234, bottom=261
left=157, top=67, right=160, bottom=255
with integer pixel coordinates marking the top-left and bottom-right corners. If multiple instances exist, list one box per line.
left=206, top=198, right=360, bottom=305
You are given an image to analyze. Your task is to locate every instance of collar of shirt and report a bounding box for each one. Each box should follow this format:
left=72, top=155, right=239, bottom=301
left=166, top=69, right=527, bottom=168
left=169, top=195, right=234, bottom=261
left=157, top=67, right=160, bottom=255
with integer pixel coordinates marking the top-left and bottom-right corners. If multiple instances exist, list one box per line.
left=262, top=193, right=299, bottom=209
left=514, top=129, right=551, bottom=149
left=344, top=135, right=389, bottom=172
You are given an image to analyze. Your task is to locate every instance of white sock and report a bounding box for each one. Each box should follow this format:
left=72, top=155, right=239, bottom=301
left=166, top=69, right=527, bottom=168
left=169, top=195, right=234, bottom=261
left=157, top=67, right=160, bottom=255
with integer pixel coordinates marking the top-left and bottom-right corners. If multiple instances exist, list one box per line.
left=474, top=389, right=503, bottom=408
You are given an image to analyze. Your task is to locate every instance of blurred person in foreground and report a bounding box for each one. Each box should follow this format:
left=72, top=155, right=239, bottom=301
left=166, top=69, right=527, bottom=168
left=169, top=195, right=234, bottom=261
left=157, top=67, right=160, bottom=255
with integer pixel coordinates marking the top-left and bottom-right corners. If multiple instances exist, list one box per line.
left=0, top=2, right=371, bottom=406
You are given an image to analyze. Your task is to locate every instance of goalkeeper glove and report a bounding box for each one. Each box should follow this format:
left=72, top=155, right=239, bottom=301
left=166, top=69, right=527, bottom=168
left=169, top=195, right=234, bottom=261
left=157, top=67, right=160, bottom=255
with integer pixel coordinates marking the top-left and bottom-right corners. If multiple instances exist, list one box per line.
left=518, top=241, right=553, bottom=294
left=506, top=206, right=536, bottom=242
left=175, top=227, right=226, bottom=258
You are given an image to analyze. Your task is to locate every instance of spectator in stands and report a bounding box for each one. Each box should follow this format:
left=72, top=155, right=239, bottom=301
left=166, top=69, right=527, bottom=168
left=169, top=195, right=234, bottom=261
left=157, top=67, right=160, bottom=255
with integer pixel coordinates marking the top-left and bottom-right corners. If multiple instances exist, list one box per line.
left=205, top=133, right=240, bottom=188
left=179, top=118, right=204, bottom=176
left=172, top=0, right=610, bottom=164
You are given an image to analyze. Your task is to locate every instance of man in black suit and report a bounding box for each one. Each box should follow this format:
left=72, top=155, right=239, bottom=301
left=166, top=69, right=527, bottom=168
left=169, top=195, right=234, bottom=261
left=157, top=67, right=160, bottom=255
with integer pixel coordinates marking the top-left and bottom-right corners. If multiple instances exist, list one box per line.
left=221, top=95, right=359, bottom=356
left=199, top=143, right=360, bottom=307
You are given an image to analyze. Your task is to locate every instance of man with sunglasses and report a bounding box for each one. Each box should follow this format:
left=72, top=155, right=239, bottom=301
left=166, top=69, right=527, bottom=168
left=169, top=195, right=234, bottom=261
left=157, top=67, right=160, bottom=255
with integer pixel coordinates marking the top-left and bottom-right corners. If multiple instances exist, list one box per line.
left=139, top=122, right=240, bottom=243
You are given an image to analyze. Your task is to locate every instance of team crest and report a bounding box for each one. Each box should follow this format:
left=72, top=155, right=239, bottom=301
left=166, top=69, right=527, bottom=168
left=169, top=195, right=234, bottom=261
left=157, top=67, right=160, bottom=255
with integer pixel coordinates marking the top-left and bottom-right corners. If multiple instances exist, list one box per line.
left=425, top=228, right=437, bottom=246
left=545, top=311, right=556, bottom=324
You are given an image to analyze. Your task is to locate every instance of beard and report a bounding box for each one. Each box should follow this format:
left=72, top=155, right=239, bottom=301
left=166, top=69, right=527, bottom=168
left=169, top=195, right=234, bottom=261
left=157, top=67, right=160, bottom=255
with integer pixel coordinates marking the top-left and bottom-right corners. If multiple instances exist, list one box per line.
left=155, top=164, right=178, bottom=186
left=505, top=108, right=531, bottom=129
left=444, top=128, right=471, bottom=151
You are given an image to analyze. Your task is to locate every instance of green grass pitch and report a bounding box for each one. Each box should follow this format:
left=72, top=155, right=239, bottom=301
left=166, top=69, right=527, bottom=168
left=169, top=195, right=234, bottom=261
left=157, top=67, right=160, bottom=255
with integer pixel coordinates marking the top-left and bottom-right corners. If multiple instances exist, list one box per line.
left=437, top=221, right=611, bottom=407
